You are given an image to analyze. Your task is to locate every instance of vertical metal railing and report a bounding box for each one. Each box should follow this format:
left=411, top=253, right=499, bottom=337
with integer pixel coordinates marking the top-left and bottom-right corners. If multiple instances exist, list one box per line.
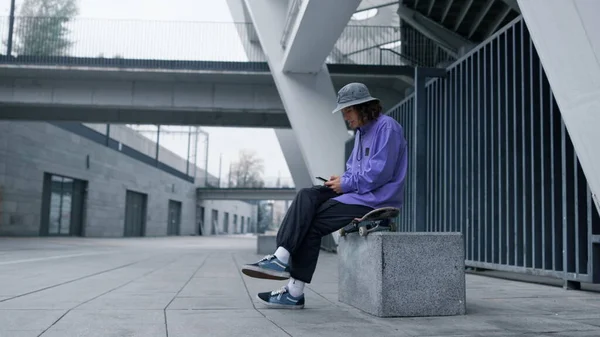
left=399, top=24, right=457, bottom=68
left=345, top=16, right=600, bottom=284
left=0, top=16, right=433, bottom=68
left=388, top=97, right=416, bottom=232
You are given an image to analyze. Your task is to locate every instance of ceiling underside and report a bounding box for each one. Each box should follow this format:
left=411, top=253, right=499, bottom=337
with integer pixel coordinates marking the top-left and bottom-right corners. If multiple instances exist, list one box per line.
left=333, top=0, right=520, bottom=67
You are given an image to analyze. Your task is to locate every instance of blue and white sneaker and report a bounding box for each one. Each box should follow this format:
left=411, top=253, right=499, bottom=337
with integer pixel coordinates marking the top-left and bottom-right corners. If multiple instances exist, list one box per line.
left=257, top=286, right=305, bottom=309
left=241, top=254, right=290, bottom=280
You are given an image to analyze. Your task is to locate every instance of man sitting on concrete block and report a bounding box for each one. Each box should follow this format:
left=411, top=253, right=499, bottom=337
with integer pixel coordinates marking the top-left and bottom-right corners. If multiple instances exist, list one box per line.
left=241, top=82, right=408, bottom=309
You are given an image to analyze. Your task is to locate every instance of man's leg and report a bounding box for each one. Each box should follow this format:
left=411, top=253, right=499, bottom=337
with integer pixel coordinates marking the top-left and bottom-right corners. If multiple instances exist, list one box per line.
left=275, top=185, right=338, bottom=254
left=256, top=199, right=372, bottom=309
left=241, top=185, right=338, bottom=280
left=289, top=199, right=372, bottom=284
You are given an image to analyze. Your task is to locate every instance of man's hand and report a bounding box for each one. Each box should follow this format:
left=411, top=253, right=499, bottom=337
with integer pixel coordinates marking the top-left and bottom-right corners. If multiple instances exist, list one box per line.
left=325, top=175, right=343, bottom=194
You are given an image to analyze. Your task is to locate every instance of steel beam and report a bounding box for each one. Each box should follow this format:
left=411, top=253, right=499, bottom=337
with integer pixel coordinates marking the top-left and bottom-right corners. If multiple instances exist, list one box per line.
left=0, top=103, right=291, bottom=128
left=468, top=0, right=495, bottom=39
left=454, top=0, right=474, bottom=31
left=397, top=4, right=474, bottom=57
left=196, top=188, right=297, bottom=201
left=485, top=5, right=512, bottom=38
left=440, top=0, right=454, bottom=24
left=502, top=0, right=520, bottom=13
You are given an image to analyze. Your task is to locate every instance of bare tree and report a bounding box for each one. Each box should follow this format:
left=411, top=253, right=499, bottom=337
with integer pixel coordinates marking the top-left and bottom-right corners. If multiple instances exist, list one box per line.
left=228, top=149, right=265, bottom=188
left=14, top=0, right=79, bottom=56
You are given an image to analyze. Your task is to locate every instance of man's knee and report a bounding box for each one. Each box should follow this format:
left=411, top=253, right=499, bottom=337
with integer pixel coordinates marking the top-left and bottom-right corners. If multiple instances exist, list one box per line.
left=297, top=186, right=320, bottom=197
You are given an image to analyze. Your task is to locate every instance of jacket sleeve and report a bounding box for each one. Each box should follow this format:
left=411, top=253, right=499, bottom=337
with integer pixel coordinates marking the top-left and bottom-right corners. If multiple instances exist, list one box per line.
left=340, top=126, right=404, bottom=194
left=344, top=137, right=356, bottom=171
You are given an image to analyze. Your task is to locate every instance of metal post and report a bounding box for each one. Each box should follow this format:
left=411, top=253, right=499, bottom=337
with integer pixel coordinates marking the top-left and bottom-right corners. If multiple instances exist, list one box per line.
left=193, top=127, right=200, bottom=181
left=155, top=125, right=160, bottom=167
left=186, top=126, right=191, bottom=176
left=7, top=0, right=15, bottom=56
left=414, top=67, right=446, bottom=231
left=218, top=153, right=222, bottom=187
left=228, top=162, right=232, bottom=187
left=204, top=131, right=209, bottom=186
left=593, top=234, right=600, bottom=283
left=105, top=124, right=111, bottom=146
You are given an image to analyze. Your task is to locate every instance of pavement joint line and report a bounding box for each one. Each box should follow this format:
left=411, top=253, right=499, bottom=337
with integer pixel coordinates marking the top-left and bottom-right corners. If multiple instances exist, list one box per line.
left=36, top=253, right=187, bottom=337
left=0, top=253, right=160, bottom=304
left=163, top=252, right=210, bottom=337
left=0, top=252, right=112, bottom=266
left=232, top=253, right=293, bottom=337
left=304, top=285, right=339, bottom=307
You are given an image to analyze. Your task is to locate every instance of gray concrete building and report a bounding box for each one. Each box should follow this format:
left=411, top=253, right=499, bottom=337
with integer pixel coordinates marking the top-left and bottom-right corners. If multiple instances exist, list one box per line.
left=0, top=121, right=257, bottom=237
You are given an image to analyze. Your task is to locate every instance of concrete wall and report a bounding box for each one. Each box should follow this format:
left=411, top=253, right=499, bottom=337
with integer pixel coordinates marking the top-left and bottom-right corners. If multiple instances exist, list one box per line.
left=0, top=121, right=255, bottom=237
left=198, top=199, right=257, bottom=235
left=83, top=123, right=214, bottom=184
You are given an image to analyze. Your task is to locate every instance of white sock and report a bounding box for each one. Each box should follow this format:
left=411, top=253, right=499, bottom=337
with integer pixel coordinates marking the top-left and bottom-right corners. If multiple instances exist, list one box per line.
left=274, top=246, right=290, bottom=264
left=287, top=278, right=305, bottom=297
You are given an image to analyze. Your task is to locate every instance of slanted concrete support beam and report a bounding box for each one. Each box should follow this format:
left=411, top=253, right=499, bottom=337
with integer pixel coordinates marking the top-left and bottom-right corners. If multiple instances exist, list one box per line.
left=274, top=128, right=314, bottom=189
left=517, top=0, right=600, bottom=212
left=225, top=0, right=265, bottom=61
left=227, top=0, right=315, bottom=188
left=281, top=0, right=362, bottom=73
left=397, top=4, right=475, bottom=57
left=244, top=0, right=351, bottom=187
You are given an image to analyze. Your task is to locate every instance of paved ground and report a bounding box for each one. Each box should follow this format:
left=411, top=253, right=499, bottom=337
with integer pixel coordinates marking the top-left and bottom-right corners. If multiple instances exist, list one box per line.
left=1, top=235, right=600, bottom=337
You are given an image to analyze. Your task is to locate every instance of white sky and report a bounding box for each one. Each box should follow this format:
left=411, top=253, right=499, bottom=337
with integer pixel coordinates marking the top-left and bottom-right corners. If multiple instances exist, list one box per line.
left=1, top=0, right=293, bottom=183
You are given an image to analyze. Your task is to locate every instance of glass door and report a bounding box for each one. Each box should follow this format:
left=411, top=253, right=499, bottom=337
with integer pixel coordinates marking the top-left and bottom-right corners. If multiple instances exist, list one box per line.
left=42, top=173, right=85, bottom=236
left=48, top=176, right=73, bottom=235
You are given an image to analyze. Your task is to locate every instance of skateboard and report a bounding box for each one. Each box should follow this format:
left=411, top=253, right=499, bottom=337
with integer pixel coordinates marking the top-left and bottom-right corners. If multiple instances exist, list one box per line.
left=338, top=207, right=400, bottom=237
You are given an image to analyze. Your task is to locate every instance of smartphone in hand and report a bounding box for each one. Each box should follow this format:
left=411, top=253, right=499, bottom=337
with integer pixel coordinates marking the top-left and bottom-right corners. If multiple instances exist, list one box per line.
left=316, top=176, right=327, bottom=183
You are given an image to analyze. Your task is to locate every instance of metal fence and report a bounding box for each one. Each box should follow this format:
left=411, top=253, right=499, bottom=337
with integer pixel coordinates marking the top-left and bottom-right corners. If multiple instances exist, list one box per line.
left=398, top=24, right=457, bottom=68
left=125, top=125, right=209, bottom=184
left=0, top=16, right=448, bottom=68
left=349, top=16, right=600, bottom=285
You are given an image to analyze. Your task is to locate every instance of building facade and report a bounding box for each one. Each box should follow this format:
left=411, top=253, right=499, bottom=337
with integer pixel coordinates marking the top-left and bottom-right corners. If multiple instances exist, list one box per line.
left=0, top=121, right=256, bottom=237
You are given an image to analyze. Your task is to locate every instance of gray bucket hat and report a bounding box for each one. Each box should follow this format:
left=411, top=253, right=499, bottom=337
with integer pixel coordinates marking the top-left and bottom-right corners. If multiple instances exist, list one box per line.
left=331, top=82, right=379, bottom=114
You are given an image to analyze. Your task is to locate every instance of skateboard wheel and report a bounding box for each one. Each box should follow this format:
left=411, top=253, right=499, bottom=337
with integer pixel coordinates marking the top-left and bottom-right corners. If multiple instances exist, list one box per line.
left=359, top=227, right=367, bottom=236
left=339, top=228, right=346, bottom=237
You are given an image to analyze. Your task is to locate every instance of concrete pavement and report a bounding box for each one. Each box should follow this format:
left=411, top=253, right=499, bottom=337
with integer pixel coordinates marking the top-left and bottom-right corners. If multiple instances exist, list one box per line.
left=1, top=235, right=600, bottom=336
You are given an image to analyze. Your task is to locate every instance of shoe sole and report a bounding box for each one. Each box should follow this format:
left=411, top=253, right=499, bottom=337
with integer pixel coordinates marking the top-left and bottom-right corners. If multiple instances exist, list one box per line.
left=241, top=265, right=290, bottom=281
left=256, top=294, right=304, bottom=309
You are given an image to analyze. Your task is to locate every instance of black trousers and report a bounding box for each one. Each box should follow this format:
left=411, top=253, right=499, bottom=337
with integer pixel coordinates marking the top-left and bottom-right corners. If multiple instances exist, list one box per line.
left=276, top=185, right=373, bottom=283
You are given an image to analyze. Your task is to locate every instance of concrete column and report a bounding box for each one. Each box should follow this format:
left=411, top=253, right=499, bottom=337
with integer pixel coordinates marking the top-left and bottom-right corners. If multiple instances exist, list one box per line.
left=224, top=0, right=265, bottom=61
left=274, top=129, right=313, bottom=188
left=281, top=0, right=362, bottom=73
left=226, top=0, right=316, bottom=188
left=244, top=0, right=352, bottom=183
left=518, top=0, right=600, bottom=211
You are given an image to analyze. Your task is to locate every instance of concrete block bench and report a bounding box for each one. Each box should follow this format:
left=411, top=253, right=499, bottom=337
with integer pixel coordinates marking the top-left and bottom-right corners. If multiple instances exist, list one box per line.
left=256, top=234, right=277, bottom=255
left=338, top=232, right=466, bottom=317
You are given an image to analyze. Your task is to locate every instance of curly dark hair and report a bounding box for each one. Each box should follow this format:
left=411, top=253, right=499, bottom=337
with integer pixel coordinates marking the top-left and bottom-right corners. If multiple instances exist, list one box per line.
left=353, top=99, right=383, bottom=124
